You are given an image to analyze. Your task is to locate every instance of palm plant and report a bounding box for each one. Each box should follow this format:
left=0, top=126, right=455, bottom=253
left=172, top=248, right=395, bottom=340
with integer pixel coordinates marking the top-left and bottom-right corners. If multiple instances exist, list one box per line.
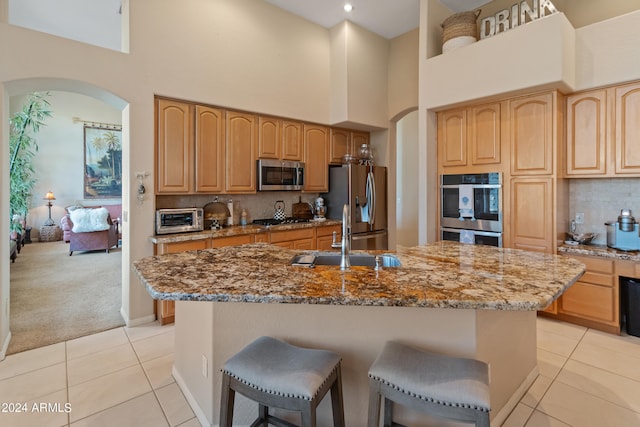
left=9, top=92, right=52, bottom=233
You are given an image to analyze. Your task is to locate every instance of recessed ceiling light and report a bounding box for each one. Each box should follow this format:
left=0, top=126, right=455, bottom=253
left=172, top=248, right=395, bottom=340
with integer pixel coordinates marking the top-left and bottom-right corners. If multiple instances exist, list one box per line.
left=344, top=4, right=353, bottom=12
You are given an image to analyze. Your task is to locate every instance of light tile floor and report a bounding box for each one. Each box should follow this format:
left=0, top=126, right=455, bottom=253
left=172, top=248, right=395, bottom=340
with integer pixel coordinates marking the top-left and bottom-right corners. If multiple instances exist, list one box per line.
left=0, top=317, right=639, bottom=426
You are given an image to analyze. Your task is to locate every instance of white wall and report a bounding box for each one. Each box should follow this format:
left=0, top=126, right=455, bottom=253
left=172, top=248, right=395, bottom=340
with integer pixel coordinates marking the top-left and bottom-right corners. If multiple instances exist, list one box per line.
left=396, top=111, right=419, bottom=247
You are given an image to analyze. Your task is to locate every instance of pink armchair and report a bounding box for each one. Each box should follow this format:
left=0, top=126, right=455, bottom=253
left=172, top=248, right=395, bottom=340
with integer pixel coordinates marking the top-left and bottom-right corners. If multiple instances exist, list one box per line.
left=61, top=206, right=119, bottom=256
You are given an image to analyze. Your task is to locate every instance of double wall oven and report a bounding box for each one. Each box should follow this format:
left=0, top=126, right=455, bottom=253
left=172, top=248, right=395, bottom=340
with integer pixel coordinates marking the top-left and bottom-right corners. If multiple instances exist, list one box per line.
left=440, top=173, right=502, bottom=247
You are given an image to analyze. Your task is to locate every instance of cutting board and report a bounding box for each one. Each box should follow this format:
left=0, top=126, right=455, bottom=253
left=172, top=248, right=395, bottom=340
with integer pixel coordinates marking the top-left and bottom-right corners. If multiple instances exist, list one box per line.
left=292, top=197, right=314, bottom=220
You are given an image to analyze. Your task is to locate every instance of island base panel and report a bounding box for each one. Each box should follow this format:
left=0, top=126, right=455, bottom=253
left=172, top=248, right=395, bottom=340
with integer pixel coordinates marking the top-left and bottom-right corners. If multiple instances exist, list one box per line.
left=173, top=301, right=538, bottom=427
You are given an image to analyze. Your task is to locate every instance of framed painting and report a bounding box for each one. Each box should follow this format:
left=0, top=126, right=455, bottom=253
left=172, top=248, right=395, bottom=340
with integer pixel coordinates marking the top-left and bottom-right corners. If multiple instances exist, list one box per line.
left=84, top=125, right=122, bottom=199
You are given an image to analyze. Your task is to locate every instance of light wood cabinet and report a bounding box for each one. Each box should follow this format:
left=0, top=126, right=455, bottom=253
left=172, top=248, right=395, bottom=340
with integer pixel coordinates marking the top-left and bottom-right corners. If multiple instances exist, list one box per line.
left=329, top=129, right=370, bottom=164
left=195, top=105, right=225, bottom=192
left=614, top=82, right=640, bottom=174
left=316, top=224, right=341, bottom=251
left=566, top=89, right=608, bottom=176
left=509, top=93, right=554, bottom=176
left=282, top=120, right=304, bottom=161
left=212, top=234, right=253, bottom=248
left=509, top=178, right=554, bottom=253
left=544, top=254, right=620, bottom=334
left=269, top=228, right=315, bottom=249
left=156, top=99, right=193, bottom=193
left=565, top=82, right=640, bottom=177
left=330, top=128, right=351, bottom=164
left=154, top=238, right=211, bottom=324
left=303, top=124, right=330, bottom=192
left=225, top=111, right=257, bottom=193
left=437, top=102, right=501, bottom=172
left=257, top=116, right=281, bottom=159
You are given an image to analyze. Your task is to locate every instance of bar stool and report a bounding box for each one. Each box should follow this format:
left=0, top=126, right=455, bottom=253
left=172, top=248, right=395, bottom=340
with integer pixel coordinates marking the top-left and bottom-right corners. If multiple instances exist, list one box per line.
left=367, top=341, right=490, bottom=427
left=220, top=336, right=345, bottom=427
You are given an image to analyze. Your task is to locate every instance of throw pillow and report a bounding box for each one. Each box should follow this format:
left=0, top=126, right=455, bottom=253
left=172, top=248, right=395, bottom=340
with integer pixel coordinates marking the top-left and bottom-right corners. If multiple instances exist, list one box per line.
left=69, top=207, right=111, bottom=233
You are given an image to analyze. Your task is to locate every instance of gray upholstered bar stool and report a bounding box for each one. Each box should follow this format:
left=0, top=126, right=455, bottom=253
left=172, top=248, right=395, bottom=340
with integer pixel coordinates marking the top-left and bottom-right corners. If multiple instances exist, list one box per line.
left=367, top=341, right=490, bottom=427
left=220, top=336, right=345, bottom=427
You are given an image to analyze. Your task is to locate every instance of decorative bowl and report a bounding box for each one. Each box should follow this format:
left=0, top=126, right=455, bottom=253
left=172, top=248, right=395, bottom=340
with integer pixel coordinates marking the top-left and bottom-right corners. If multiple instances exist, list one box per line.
left=565, top=232, right=597, bottom=245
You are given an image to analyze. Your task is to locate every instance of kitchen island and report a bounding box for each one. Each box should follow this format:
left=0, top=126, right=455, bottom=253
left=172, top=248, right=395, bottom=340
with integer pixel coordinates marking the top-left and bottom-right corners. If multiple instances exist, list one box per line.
left=132, top=241, right=584, bottom=427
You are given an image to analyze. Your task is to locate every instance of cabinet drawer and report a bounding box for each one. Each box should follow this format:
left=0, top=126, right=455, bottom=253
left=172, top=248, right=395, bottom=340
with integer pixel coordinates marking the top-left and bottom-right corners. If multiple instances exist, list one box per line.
left=269, top=228, right=314, bottom=243
left=160, top=239, right=209, bottom=254
left=568, top=254, right=614, bottom=274
left=316, top=224, right=341, bottom=237
left=212, top=234, right=253, bottom=248
left=559, top=281, right=616, bottom=323
left=616, top=260, right=640, bottom=279
left=255, top=233, right=269, bottom=243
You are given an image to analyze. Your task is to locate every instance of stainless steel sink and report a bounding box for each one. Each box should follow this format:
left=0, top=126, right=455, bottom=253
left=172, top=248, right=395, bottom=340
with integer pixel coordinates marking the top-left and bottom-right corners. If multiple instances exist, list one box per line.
left=290, top=252, right=401, bottom=268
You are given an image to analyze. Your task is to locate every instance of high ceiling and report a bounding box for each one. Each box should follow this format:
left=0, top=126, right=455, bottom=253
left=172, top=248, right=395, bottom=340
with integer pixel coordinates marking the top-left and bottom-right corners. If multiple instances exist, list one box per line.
left=263, top=0, right=490, bottom=39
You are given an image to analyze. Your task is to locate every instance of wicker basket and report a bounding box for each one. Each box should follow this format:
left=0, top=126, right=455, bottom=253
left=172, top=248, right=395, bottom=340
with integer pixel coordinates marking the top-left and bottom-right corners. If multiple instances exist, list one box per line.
left=39, top=225, right=62, bottom=242
left=441, top=9, right=481, bottom=51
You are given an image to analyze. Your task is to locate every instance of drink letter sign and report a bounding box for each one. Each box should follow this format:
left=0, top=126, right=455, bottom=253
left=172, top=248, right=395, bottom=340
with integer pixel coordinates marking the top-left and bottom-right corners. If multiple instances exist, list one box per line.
left=480, top=0, right=558, bottom=39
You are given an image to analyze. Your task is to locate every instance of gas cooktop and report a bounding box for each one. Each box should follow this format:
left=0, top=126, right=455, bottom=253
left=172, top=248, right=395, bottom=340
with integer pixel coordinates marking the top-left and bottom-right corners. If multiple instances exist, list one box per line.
left=252, top=217, right=310, bottom=226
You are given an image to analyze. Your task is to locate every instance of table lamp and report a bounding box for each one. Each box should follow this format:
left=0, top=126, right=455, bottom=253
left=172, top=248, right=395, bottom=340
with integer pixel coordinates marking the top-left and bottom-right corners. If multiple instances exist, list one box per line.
left=44, top=191, right=56, bottom=226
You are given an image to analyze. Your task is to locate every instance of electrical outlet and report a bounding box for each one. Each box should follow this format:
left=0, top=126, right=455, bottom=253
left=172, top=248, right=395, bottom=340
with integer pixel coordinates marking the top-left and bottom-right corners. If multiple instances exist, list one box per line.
left=575, top=212, right=585, bottom=224
left=202, top=355, right=208, bottom=378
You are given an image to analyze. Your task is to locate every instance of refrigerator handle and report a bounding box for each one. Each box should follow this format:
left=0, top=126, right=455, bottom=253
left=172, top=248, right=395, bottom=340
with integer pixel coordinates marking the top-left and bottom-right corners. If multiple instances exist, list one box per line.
left=367, top=171, right=376, bottom=225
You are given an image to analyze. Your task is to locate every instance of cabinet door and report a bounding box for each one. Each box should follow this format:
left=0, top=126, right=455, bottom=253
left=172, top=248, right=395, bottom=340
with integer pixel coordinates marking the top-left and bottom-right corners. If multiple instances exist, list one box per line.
left=225, top=111, right=257, bottom=193
left=437, top=108, right=467, bottom=167
left=156, top=99, right=193, bottom=193
left=316, top=224, right=341, bottom=251
left=330, top=128, right=350, bottom=164
left=469, top=103, right=501, bottom=165
left=303, top=124, right=330, bottom=192
left=615, top=82, right=640, bottom=174
left=510, top=178, right=553, bottom=253
left=510, top=93, right=553, bottom=175
left=560, top=282, right=616, bottom=323
left=282, top=120, right=303, bottom=161
left=195, top=106, right=225, bottom=192
left=257, top=116, right=281, bottom=159
left=566, top=90, right=607, bottom=176
left=351, top=131, right=370, bottom=152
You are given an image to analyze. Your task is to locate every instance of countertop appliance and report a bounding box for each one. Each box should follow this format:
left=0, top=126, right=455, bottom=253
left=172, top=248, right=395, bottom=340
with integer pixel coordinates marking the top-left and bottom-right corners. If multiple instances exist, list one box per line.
left=257, top=159, right=304, bottom=191
left=155, top=208, right=204, bottom=235
left=440, top=173, right=502, bottom=247
left=323, top=164, right=387, bottom=250
left=606, top=209, right=640, bottom=251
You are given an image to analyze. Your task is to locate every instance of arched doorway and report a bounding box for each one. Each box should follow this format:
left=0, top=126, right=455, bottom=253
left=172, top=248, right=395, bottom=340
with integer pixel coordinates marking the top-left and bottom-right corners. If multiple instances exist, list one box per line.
left=1, top=78, right=129, bottom=357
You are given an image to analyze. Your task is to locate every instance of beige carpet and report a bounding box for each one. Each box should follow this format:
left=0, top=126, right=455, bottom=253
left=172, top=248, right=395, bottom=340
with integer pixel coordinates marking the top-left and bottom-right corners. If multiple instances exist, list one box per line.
left=8, top=240, right=125, bottom=355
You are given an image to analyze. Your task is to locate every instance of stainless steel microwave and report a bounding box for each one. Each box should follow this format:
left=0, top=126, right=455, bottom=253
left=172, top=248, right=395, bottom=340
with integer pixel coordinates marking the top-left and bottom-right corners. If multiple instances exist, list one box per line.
left=257, top=159, right=305, bottom=191
left=155, top=208, right=204, bottom=235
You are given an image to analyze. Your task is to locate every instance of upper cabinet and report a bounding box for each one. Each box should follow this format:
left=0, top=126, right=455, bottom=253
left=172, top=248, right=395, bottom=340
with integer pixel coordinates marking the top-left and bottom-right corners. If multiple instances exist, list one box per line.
left=437, top=102, right=501, bottom=173
left=565, top=81, right=640, bottom=178
left=509, top=93, right=554, bottom=176
left=195, top=105, right=225, bottom=193
left=257, top=118, right=304, bottom=162
left=225, top=111, right=257, bottom=193
left=156, top=99, right=193, bottom=193
left=303, top=124, right=330, bottom=192
left=566, top=89, right=608, bottom=176
left=615, top=82, right=640, bottom=175
left=281, top=120, right=304, bottom=161
left=329, top=128, right=350, bottom=164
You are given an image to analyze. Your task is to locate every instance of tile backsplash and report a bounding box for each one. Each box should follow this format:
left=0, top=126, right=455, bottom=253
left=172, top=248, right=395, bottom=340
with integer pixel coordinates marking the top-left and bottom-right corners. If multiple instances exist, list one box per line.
left=569, top=178, right=640, bottom=245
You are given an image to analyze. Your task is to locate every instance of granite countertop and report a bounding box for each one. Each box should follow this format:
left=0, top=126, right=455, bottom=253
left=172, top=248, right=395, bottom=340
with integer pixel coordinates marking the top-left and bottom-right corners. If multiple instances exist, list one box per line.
left=558, top=243, right=640, bottom=262
left=132, top=241, right=585, bottom=311
left=150, top=219, right=342, bottom=244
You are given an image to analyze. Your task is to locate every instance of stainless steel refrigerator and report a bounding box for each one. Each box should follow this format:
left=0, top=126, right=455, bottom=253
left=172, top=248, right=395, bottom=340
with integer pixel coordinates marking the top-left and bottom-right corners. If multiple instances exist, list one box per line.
left=323, top=164, right=388, bottom=250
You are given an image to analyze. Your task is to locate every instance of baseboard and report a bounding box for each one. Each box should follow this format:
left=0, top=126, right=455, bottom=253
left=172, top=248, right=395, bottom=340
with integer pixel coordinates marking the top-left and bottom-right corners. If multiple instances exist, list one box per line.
left=173, top=366, right=214, bottom=427
left=492, top=366, right=539, bottom=426
left=0, top=331, right=12, bottom=361
left=122, top=308, right=156, bottom=328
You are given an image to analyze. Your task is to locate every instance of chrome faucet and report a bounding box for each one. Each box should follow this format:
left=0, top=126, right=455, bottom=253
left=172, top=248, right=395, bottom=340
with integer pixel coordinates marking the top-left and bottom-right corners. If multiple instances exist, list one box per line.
left=331, top=204, right=351, bottom=270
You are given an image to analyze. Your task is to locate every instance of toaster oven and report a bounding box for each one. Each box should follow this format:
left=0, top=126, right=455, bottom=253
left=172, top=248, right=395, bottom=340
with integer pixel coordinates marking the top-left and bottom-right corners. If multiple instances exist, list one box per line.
left=155, top=208, right=204, bottom=235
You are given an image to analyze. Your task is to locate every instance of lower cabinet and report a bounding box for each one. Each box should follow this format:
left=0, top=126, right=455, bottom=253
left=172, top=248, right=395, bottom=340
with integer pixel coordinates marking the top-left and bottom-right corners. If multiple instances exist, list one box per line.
left=316, top=224, right=341, bottom=251
left=544, top=254, right=619, bottom=334
left=269, top=228, right=315, bottom=250
left=154, top=238, right=212, bottom=325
